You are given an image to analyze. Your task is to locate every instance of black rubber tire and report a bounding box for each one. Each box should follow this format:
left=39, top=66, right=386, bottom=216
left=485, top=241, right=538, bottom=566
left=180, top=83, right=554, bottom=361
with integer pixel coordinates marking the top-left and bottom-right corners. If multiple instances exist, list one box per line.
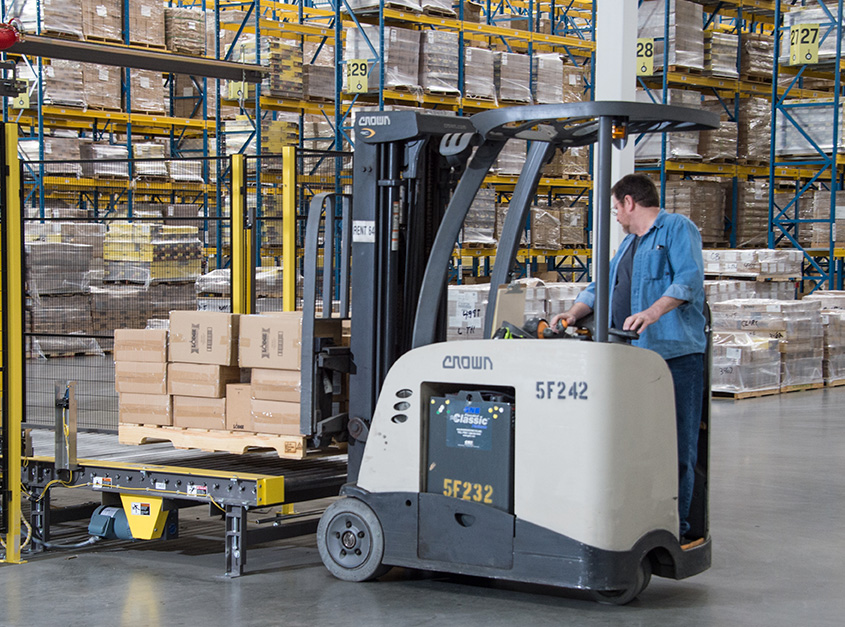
left=591, top=558, right=652, bottom=606
left=317, top=498, right=392, bottom=582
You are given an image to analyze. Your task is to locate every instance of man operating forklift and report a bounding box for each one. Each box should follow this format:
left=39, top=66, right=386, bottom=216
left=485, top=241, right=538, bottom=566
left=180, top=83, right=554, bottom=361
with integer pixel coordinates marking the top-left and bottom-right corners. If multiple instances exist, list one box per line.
left=551, top=173, right=706, bottom=544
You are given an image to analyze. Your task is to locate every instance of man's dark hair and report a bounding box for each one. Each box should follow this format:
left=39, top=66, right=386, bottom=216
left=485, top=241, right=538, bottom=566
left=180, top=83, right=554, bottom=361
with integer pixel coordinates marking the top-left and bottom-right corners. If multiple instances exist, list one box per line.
left=611, top=173, right=660, bottom=208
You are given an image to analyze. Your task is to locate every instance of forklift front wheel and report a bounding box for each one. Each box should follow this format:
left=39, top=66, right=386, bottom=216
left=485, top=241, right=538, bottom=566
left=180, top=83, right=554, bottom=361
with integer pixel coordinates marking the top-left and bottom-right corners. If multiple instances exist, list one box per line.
left=590, top=557, right=652, bottom=606
left=317, top=498, right=392, bottom=582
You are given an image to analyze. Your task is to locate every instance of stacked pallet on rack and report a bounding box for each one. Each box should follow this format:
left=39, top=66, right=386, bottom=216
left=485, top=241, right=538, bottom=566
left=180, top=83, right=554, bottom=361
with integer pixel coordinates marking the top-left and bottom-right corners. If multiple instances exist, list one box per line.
left=82, top=0, right=122, bottom=42
left=638, top=0, right=704, bottom=72
left=103, top=224, right=203, bottom=284
left=494, top=52, right=532, bottom=103
left=464, top=48, right=497, bottom=102
left=164, top=7, right=206, bottom=56
left=420, top=31, right=460, bottom=95
left=9, top=0, right=84, bottom=38
left=461, top=188, right=497, bottom=245
left=81, top=64, right=122, bottom=110
left=345, top=25, right=422, bottom=93
left=635, top=89, right=701, bottom=161
left=664, top=180, right=727, bottom=245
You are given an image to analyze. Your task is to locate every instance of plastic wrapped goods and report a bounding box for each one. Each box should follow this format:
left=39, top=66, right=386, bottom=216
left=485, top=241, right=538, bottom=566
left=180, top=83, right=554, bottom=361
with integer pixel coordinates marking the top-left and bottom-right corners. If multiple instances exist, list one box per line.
left=664, top=180, right=726, bottom=244
left=17, top=60, right=86, bottom=109
left=345, top=26, right=421, bottom=92
left=556, top=201, right=588, bottom=246
left=8, top=0, right=84, bottom=38
left=421, top=0, right=455, bottom=16
left=464, top=48, right=496, bottom=102
left=512, top=278, right=547, bottom=321
left=60, top=223, right=105, bottom=260
left=705, top=280, right=795, bottom=304
left=165, top=8, right=206, bottom=56
left=698, top=103, right=737, bottom=162
left=635, top=89, right=700, bottom=160
left=303, top=36, right=335, bottom=67
left=89, top=285, right=149, bottom=348
left=776, top=100, right=845, bottom=157
left=804, top=290, right=845, bottom=310
left=638, top=0, right=704, bottom=71
left=82, top=0, right=122, bottom=41
left=494, top=53, right=532, bottom=103
left=494, top=141, right=526, bottom=175
left=127, top=70, right=166, bottom=114
left=704, top=32, right=738, bottom=78
left=821, top=309, right=845, bottom=382
left=810, top=191, right=845, bottom=247
left=134, top=143, right=169, bottom=178
left=734, top=179, right=770, bottom=248
left=780, top=4, right=845, bottom=64
left=495, top=203, right=529, bottom=247
left=531, top=205, right=562, bottom=250
left=20, top=137, right=83, bottom=177
left=26, top=243, right=93, bottom=296
left=447, top=284, right=489, bottom=341
left=171, top=74, right=217, bottom=119
left=711, top=332, right=780, bottom=392
left=305, top=65, right=335, bottom=101
left=461, top=188, right=497, bottom=245
left=27, top=294, right=101, bottom=358
left=420, top=31, right=460, bottom=95
left=545, top=282, right=588, bottom=318
left=562, top=63, right=588, bottom=103
left=82, top=63, right=121, bottom=110
left=104, top=225, right=202, bottom=284
left=534, top=53, right=564, bottom=104
left=703, top=248, right=803, bottom=277
left=81, top=143, right=129, bottom=178
left=128, top=0, right=165, bottom=47
left=740, top=33, right=774, bottom=78
left=268, top=39, right=304, bottom=101
left=737, top=97, right=770, bottom=163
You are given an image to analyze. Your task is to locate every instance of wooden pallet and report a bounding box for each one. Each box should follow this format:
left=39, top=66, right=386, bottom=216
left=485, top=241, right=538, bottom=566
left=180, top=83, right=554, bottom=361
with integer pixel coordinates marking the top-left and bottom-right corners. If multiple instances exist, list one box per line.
left=118, top=423, right=308, bottom=459
left=780, top=382, right=825, bottom=394
left=825, top=378, right=845, bottom=388
left=712, top=387, right=780, bottom=400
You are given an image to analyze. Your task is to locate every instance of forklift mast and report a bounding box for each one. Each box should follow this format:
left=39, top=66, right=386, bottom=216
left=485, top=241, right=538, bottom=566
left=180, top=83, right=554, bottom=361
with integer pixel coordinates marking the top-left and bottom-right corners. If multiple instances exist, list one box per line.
left=339, top=103, right=718, bottom=478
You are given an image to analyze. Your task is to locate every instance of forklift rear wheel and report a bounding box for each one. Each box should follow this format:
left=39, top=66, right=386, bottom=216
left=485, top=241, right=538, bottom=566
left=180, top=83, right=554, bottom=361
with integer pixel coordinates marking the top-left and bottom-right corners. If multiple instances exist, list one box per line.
left=317, top=498, right=392, bottom=582
left=590, top=557, right=652, bottom=605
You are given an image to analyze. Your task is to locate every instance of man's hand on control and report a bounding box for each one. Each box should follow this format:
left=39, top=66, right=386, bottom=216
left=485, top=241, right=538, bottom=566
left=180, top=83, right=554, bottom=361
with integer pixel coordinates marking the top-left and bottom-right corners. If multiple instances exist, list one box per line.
left=623, top=296, right=686, bottom=334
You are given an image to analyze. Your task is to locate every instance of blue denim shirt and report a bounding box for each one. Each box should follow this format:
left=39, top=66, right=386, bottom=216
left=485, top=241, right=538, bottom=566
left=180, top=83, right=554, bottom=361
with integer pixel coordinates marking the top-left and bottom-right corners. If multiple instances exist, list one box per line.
left=575, top=210, right=706, bottom=360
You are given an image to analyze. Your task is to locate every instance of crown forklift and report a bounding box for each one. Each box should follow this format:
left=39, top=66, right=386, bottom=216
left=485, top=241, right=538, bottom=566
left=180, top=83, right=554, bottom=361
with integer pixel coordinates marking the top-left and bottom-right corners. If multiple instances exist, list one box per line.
left=313, top=102, right=718, bottom=604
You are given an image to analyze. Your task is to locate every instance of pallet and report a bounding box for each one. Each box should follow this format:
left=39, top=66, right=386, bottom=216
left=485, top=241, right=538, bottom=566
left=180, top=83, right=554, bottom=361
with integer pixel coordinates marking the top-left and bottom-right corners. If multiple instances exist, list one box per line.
left=84, top=35, right=123, bottom=45
left=738, top=159, right=769, bottom=167
left=825, top=378, right=845, bottom=388
left=741, top=74, right=772, bottom=84
left=118, top=423, right=308, bottom=459
left=128, top=41, right=168, bottom=51
left=780, top=382, right=825, bottom=394
left=461, top=242, right=496, bottom=249
left=464, top=94, right=497, bottom=103
left=667, top=65, right=704, bottom=75
left=712, top=387, right=780, bottom=400
left=425, top=88, right=462, bottom=98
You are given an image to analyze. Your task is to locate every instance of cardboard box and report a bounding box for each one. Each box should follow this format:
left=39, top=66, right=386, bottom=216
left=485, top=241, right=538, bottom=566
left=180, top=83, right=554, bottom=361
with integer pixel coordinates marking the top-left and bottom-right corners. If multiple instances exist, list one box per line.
left=250, top=398, right=301, bottom=435
left=114, top=329, right=168, bottom=363
left=251, top=368, right=301, bottom=402
left=226, top=383, right=254, bottom=432
left=119, top=393, right=171, bottom=426
left=168, top=363, right=240, bottom=398
left=238, top=312, right=341, bottom=370
left=169, top=311, right=239, bottom=366
left=172, top=396, right=226, bottom=430
left=115, top=361, right=168, bottom=395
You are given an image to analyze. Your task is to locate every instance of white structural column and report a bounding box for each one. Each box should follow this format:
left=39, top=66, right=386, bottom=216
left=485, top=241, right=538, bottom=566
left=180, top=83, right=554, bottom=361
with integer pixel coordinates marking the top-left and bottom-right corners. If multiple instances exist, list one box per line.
left=594, top=1, right=638, bottom=252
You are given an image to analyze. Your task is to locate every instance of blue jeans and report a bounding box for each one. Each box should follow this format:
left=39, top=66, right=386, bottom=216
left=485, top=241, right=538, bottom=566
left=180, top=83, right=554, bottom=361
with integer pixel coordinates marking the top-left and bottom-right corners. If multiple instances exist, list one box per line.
left=666, top=352, right=705, bottom=537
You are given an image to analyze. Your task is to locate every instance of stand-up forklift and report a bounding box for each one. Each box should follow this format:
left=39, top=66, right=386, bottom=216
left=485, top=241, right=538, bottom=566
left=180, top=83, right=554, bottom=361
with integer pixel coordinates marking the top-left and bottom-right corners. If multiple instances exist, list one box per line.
left=312, top=102, right=719, bottom=604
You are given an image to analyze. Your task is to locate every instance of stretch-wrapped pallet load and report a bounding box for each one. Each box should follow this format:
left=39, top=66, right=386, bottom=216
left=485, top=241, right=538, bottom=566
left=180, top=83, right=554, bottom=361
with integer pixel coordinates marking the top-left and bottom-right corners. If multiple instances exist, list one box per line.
left=704, top=31, right=738, bottom=78
left=268, top=39, right=304, bottom=100
left=165, top=7, right=205, bottom=56
left=303, top=35, right=334, bottom=67
left=494, top=140, right=526, bottom=175
left=20, top=137, right=83, bottom=177
left=772, top=187, right=815, bottom=248
left=699, top=101, right=738, bottom=162
left=302, top=116, right=335, bottom=151
left=27, top=294, right=101, bottom=358
left=447, top=284, right=489, bottom=341
left=421, top=0, right=455, bottom=16
left=740, top=33, right=774, bottom=78
left=345, top=26, right=421, bottom=93
left=462, top=187, right=497, bottom=245
left=82, top=0, right=122, bottom=41
left=562, top=63, right=587, bottom=103
left=164, top=203, right=200, bottom=227
left=810, top=191, right=845, bottom=247
left=821, top=309, right=845, bottom=383
left=664, top=180, right=726, bottom=244
left=495, top=203, right=529, bottom=247
left=635, top=89, right=701, bottom=160
left=17, top=60, right=86, bottom=109
left=171, top=74, right=216, bottom=119
left=82, top=63, right=122, bottom=110
left=127, top=70, right=166, bottom=114
left=737, top=97, right=771, bottom=163
left=104, top=224, right=203, bottom=284
left=9, top=0, right=84, bottom=38
left=546, top=283, right=588, bottom=318
left=803, top=290, right=845, bottom=310
left=534, top=53, right=564, bottom=104
left=531, top=204, right=562, bottom=250
left=304, top=64, right=335, bottom=101
left=710, top=332, right=781, bottom=394
left=638, top=0, right=704, bottom=72
left=705, top=279, right=795, bottom=304
left=129, top=0, right=166, bottom=48
left=61, top=223, right=105, bottom=261
left=780, top=4, right=844, bottom=65
left=703, top=248, right=803, bottom=278
left=81, top=143, right=129, bottom=178
left=420, top=31, right=460, bottom=95
left=26, top=243, right=93, bottom=297
left=494, top=52, right=532, bottom=103
left=735, top=179, right=770, bottom=247
left=776, top=100, right=845, bottom=157
left=134, top=143, right=169, bottom=178
left=90, top=285, right=149, bottom=349
left=556, top=201, right=588, bottom=246
left=712, top=298, right=824, bottom=389
left=464, top=48, right=496, bottom=102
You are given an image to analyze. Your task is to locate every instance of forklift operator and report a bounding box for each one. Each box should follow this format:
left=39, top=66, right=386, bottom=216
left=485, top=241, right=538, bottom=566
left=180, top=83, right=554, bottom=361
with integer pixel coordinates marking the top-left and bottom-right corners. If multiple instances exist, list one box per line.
left=551, top=173, right=706, bottom=541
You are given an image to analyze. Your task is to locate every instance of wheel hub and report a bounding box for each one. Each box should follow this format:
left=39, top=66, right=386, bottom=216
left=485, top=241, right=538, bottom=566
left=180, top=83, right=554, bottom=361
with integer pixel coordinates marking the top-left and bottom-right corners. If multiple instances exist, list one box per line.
left=325, top=513, right=372, bottom=569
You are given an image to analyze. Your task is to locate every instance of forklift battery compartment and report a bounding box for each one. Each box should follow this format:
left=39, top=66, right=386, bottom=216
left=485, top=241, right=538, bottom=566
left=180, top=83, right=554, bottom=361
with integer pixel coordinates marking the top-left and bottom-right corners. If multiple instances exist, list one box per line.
left=426, top=392, right=514, bottom=513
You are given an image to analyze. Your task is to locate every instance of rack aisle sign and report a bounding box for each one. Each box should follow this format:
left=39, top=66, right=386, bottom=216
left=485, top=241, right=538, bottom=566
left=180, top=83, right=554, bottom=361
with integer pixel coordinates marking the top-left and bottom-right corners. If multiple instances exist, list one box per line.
left=346, top=59, right=369, bottom=94
left=790, top=23, right=820, bottom=65
left=636, top=38, right=655, bottom=77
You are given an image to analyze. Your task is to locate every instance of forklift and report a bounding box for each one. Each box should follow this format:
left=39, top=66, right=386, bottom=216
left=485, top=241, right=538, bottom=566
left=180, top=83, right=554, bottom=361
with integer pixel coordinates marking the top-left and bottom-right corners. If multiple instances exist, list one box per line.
left=310, top=102, right=719, bottom=604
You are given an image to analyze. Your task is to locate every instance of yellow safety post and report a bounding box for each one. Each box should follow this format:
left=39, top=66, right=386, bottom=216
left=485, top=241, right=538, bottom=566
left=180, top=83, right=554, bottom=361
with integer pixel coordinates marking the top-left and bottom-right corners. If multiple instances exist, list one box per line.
left=2, top=123, right=25, bottom=564
left=282, top=145, right=296, bottom=312
left=230, top=153, right=254, bottom=315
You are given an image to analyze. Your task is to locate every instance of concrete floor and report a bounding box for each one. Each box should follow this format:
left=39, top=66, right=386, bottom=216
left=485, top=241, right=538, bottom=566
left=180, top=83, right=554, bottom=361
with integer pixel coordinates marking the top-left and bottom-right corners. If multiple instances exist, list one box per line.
left=2, top=387, right=844, bottom=627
